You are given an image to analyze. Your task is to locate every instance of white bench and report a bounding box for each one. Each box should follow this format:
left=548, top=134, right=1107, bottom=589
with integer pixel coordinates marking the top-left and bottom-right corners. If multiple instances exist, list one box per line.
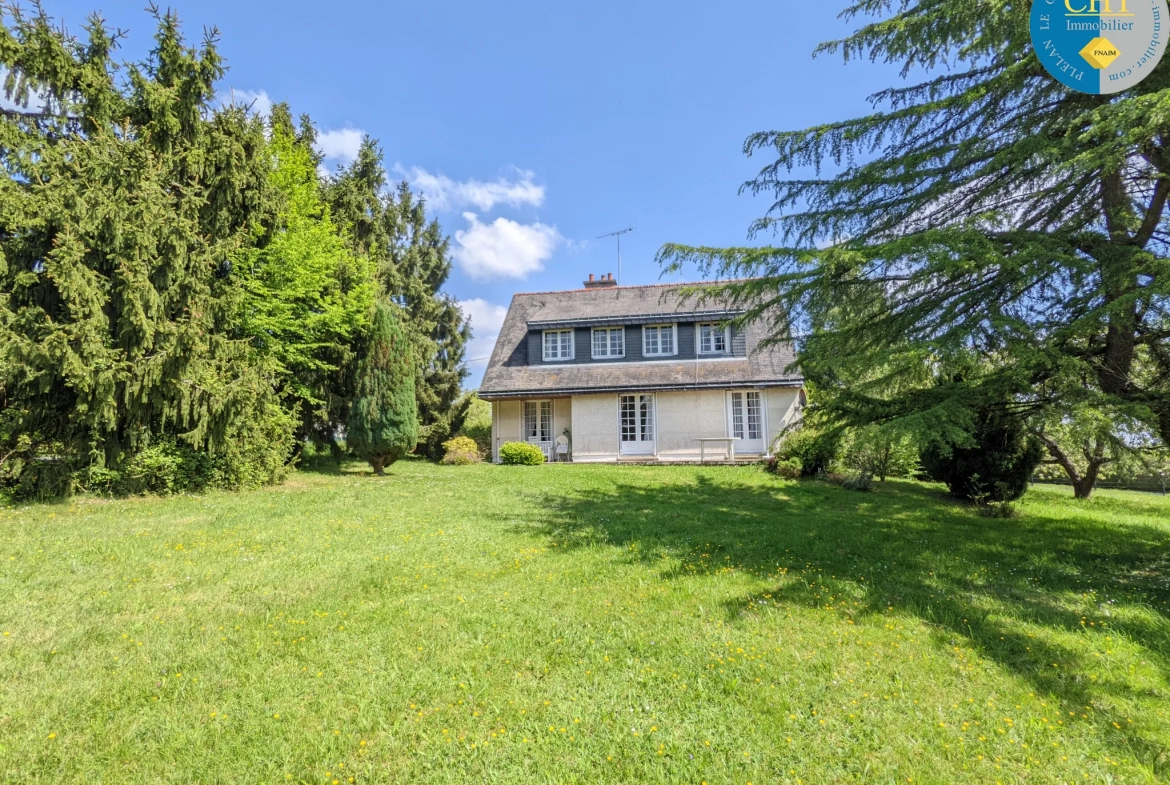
left=694, top=437, right=741, bottom=463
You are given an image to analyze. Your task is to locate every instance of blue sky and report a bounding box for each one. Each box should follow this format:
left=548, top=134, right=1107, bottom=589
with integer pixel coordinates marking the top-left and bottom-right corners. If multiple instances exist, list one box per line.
left=41, top=1, right=901, bottom=386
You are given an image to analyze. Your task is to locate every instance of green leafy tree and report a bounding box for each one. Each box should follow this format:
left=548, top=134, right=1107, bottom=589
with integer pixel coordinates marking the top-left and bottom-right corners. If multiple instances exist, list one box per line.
left=1029, top=395, right=1163, bottom=499
left=347, top=301, right=418, bottom=475
left=843, top=425, right=919, bottom=482
left=325, top=140, right=470, bottom=438
left=235, top=104, right=374, bottom=442
left=0, top=6, right=292, bottom=496
left=458, top=392, right=493, bottom=452
left=658, top=1, right=1170, bottom=480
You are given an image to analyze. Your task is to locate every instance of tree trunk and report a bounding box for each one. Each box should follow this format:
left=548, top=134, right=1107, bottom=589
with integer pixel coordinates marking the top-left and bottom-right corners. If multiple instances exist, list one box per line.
left=371, top=456, right=385, bottom=476
left=1073, top=473, right=1097, bottom=500
left=1034, top=430, right=1095, bottom=499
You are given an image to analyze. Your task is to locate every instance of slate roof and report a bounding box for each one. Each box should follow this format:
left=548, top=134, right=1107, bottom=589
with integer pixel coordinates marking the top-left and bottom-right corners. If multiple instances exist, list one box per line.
left=479, top=281, right=803, bottom=399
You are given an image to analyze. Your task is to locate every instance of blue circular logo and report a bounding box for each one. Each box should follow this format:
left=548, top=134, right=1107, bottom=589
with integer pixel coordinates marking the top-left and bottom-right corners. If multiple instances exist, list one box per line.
left=1031, top=0, right=1168, bottom=93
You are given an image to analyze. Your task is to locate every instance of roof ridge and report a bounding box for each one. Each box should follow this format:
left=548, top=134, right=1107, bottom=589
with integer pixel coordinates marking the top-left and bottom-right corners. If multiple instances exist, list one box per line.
left=509, top=278, right=754, bottom=298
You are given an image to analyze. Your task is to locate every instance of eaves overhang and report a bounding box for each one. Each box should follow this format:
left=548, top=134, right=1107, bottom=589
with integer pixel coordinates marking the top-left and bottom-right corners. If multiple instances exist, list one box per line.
left=478, top=378, right=805, bottom=401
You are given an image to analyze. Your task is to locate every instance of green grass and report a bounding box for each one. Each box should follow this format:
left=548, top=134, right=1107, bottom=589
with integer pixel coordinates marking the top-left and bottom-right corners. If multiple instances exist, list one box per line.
left=2, top=462, right=1169, bottom=784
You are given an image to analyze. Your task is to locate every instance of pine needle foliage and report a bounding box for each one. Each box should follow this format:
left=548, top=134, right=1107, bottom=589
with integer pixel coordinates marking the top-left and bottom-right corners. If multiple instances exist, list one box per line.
left=658, top=1, right=1170, bottom=453
left=346, top=300, right=418, bottom=475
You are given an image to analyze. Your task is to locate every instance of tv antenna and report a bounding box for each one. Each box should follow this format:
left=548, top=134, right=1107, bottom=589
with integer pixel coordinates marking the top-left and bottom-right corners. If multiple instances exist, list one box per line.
left=597, top=227, right=635, bottom=285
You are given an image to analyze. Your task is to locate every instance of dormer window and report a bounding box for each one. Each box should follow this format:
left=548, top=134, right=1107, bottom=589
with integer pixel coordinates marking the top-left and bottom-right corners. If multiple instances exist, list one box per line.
left=592, top=327, right=625, bottom=359
left=698, top=323, right=730, bottom=355
left=543, top=329, right=575, bottom=362
left=642, top=324, right=677, bottom=357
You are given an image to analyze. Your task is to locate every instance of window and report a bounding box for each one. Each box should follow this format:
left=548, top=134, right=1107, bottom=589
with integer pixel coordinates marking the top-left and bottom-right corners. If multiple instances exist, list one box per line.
left=731, top=392, right=763, bottom=440
left=543, top=330, right=574, bottom=362
left=698, top=323, right=729, bottom=355
left=642, top=324, right=676, bottom=357
left=592, top=327, right=625, bottom=359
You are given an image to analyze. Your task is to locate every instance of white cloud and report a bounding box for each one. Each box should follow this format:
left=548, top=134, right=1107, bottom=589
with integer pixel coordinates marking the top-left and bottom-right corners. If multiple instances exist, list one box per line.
left=402, top=167, right=545, bottom=212
left=315, top=128, right=365, bottom=166
left=453, top=213, right=564, bottom=281
left=460, top=298, right=509, bottom=367
left=221, top=88, right=273, bottom=116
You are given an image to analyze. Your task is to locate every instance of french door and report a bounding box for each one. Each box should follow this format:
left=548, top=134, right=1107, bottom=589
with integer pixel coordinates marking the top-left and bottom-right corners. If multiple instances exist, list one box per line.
left=524, top=400, right=554, bottom=460
left=729, top=391, right=765, bottom=454
left=620, top=394, right=656, bottom=456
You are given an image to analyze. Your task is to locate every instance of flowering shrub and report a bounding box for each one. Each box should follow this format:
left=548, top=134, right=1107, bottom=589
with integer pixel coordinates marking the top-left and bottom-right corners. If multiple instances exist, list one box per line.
left=499, top=442, right=545, bottom=466
left=441, top=436, right=482, bottom=466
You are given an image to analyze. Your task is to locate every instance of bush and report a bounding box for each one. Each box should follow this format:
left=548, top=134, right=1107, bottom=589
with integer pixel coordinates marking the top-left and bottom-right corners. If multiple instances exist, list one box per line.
left=499, top=442, right=545, bottom=466
left=775, top=427, right=842, bottom=477
left=825, top=472, right=874, bottom=492
left=441, top=436, right=482, bottom=466
left=921, top=408, right=1044, bottom=502
left=765, top=457, right=802, bottom=479
left=418, top=416, right=453, bottom=462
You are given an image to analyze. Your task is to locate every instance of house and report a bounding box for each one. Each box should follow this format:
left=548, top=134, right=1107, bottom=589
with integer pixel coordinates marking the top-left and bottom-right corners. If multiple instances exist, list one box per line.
left=478, top=274, right=805, bottom=463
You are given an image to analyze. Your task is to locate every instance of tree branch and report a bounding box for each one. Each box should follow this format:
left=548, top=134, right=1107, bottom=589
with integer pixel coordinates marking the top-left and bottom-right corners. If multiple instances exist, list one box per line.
left=1135, top=176, right=1169, bottom=249
left=1032, top=429, right=1082, bottom=485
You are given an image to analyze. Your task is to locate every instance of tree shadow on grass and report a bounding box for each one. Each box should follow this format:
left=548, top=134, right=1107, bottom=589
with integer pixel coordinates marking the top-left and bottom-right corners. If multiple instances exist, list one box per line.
left=517, top=473, right=1170, bottom=774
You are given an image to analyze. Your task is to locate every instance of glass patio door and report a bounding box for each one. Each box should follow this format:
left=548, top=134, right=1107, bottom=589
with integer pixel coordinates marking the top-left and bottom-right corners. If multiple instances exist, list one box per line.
left=524, top=400, right=553, bottom=460
left=729, top=391, right=765, bottom=454
left=620, top=394, right=656, bottom=456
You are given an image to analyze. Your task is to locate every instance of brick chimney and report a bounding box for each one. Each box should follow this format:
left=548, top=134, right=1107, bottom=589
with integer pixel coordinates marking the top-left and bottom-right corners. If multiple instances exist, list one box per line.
left=584, top=273, right=618, bottom=290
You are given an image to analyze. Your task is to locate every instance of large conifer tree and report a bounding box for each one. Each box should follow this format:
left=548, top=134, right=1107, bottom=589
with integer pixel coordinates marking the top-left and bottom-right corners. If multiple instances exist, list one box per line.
left=0, top=6, right=291, bottom=494
left=325, top=140, right=469, bottom=438
left=659, top=1, right=1170, bottom=478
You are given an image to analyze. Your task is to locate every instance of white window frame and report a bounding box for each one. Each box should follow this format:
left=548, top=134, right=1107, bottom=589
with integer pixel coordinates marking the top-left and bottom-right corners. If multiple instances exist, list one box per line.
left=542, top=329, right=575, bottom=362
left=591, top=327, right=626, bottom=359
left=698, top=323, right=731, bottom=355
left=642, top=324, right=678, bottom=358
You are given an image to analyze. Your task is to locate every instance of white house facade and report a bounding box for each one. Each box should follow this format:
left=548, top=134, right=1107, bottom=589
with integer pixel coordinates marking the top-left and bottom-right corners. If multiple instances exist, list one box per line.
left=479, top=276, right=806, bottom=463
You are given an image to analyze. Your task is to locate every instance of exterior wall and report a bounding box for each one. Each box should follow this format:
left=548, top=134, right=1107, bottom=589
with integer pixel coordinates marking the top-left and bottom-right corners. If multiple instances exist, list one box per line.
left=493, top=387, right=803, bottom=463
left=766, top=388, right=803, bottom=449
left=492, top=398, right=573, bottom=463
left=569, top=394, right=621, bottom=462
left=493, top=400, right=522, bottom=462
left=656, top=390, right=733, bottom=461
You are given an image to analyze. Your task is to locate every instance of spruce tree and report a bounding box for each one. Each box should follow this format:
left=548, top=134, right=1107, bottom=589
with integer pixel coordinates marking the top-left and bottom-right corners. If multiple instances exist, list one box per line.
left=0, top=6, right=292, bottom=495
left=325, top=140, right=469, bottom=441
left=347, top=300, right=418, bottom=475
left=658, top=1, right=1170, bottom=490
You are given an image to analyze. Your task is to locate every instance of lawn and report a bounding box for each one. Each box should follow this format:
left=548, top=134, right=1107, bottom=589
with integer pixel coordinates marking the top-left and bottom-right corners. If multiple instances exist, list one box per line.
left=1, top=462, right=1169, bottom=784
